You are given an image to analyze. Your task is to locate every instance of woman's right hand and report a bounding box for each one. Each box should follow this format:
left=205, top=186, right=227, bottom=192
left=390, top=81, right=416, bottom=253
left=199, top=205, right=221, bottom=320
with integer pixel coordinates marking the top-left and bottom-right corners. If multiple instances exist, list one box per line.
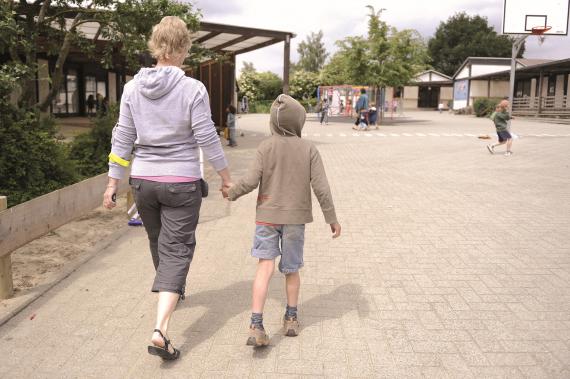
left=103, top=185, right=117, bottom=209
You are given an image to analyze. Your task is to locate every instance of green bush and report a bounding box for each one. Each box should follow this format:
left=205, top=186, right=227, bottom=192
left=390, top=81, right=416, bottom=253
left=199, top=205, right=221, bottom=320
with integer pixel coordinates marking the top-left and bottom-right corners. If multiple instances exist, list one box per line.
left=69, top=105, right=118, bottom=178
left=473, top=98, right=501, bottom=117
left=298, top=97, right=318, bottom=111
left=249, top=100, right=273, bottom=114
left=0, top=64, right=79, bottom=207
left=0, top=97, right=78, bottom=207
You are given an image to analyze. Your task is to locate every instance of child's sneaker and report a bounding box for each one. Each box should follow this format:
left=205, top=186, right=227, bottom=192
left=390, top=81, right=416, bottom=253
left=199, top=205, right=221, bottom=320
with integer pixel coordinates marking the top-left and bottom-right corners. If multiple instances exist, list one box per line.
left=283, top=316, right=300, bottom=337
left=504, top=151, right=513, bottom=157
left=487, top=145, right=494, bottom=154
left=246, top=326, right=269, bottom=347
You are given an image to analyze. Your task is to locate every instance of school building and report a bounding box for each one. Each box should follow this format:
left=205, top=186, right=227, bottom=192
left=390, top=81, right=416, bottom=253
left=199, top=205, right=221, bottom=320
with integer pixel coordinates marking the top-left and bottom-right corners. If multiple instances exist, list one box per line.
left=452, top=57, right=570, bottom=117
left=7, top=20, right=294, bottom=127
left=386, top=57, right=569, bottom=116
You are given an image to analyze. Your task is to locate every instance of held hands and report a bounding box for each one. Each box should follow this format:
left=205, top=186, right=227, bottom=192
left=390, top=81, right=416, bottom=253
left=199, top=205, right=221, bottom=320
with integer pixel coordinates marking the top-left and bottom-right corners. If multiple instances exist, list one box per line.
left=220, top=181, right=234, bottom=200
left=330, top=222, right=341, bottom=239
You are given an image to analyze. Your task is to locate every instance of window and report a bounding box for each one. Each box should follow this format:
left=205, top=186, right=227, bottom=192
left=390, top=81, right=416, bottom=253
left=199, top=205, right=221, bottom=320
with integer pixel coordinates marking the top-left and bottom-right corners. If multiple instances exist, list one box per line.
left=51, top=69, right=78, bottom=114
left=85, top=76, right=96, bottom=115
left=393, top=87, right=403, bottom=98
left=547, top=75, right=556, bottom=96
left=52, top=86, right=67, bottom=114
left=515, top=80, right=531, bottom=97
left=85, top=76, right=107, bottom=114
left=67, top=70, right=79, bottom=114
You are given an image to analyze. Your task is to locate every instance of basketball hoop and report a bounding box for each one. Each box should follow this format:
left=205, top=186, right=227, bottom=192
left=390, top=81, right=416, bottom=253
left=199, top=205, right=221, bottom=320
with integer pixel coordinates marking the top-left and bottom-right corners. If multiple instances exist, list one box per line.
left=531, top=26, right=552, bottom=45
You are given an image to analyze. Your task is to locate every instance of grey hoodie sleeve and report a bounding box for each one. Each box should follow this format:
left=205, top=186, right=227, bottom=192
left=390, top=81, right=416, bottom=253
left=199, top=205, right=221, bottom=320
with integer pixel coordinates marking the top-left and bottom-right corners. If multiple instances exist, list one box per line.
left=310, top=145, right=338, bottom=224
left=190, top=85, right=228, bottom=172
left=108, top=90, right=136, bottom=180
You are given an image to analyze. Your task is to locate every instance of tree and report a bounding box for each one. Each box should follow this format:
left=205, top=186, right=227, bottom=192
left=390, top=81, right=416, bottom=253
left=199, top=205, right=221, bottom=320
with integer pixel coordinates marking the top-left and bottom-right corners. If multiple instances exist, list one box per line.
left=428, top=12, right=524, bottom=76
left=241, top=61, right=256, bottom=75
left=1, top=0, right=202, bottom=111
left=296, top=30, right=329, bottom=73
left=320, top=6, right=428, bottom=91
left=331, top=36, right=370, bottom=85
left=0, top=64, right=77, bottom=207
left=289, top=70, right=320, bottom=100
left=256, top=71, right=283, bottom=100
left=319, top=52, right=351, bottom=85
left=237, top=70, right=283, bottom=101
left=237, top=71, right=261, bottom=102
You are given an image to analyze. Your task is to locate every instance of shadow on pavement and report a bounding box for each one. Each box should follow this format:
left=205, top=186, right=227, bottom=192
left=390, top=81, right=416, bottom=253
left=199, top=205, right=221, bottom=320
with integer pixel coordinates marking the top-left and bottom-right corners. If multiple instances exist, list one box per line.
left=252, top=283, right=370, bottom=360
left=169, top=281, right=369, bottom=362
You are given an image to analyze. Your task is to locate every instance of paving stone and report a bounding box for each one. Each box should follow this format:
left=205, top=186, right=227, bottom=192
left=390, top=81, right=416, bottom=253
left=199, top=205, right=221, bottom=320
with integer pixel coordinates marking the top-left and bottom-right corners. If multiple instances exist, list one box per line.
left=1, top=113, right=569, bottom=377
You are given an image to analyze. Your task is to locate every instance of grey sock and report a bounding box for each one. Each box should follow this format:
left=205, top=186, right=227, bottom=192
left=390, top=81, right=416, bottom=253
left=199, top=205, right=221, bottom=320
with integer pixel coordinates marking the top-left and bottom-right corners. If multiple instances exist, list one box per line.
left=251, top=312, right=264, bottom=329
left=285, top=305, right=297, bottom=319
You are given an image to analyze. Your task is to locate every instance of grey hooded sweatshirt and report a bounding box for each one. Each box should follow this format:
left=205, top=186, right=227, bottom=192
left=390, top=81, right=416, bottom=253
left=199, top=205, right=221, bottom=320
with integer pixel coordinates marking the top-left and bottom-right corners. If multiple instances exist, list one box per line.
left=228, top=94, right=338, bottom=225
left=108, top=66, right=227, bottom=180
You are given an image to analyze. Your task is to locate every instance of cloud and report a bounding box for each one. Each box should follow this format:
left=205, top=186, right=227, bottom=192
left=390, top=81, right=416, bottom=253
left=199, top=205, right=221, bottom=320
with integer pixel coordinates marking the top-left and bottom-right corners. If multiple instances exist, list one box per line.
left=186, top=0, right=243, bottom=17
left=193, top=0, right=569, bottom=75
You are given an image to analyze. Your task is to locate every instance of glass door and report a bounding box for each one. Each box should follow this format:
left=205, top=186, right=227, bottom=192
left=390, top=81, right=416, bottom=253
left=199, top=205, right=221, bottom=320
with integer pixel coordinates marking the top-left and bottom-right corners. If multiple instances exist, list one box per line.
left=51, top=69, right=79, bottom=115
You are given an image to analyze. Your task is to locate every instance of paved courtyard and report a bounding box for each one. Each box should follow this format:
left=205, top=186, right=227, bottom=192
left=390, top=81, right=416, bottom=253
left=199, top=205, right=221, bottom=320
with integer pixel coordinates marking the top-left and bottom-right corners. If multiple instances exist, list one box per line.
left=1, top=111, right=569, bottom=378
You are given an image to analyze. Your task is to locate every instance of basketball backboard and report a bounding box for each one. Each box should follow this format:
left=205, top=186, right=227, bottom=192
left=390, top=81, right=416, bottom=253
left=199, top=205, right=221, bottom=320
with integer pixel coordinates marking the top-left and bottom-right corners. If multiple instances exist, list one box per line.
left=502, top=0, right=570, bottom=35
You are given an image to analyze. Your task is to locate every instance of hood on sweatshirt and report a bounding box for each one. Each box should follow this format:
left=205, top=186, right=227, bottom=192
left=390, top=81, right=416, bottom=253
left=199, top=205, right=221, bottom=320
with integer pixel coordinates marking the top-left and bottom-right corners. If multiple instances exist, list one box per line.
left=134, top=66, right=185, bottom=100
left=269, top=94, right=306, bottom=137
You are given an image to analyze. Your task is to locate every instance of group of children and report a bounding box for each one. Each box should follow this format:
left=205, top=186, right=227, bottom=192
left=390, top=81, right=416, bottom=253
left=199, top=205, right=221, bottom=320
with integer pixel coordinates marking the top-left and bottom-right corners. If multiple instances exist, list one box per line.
left=348, top=88, right=377, bottom=131
left=352, top=106, right=378, bottom=131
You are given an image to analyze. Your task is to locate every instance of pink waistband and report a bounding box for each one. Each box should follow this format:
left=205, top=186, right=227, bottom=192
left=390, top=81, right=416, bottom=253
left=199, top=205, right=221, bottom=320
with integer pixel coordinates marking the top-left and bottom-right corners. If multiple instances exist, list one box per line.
left=131, top=176, right=200, bottom=183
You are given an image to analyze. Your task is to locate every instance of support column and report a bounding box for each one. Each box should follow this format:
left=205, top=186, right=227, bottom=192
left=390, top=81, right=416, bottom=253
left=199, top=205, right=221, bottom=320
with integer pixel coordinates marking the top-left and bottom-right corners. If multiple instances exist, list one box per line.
left=509, top=35, right=527, bottom=116
left=0, top=196, right=13, bottom=299
left=537, top=71, right=544, bottom=115
left=283, top=35, right=291, bottom=95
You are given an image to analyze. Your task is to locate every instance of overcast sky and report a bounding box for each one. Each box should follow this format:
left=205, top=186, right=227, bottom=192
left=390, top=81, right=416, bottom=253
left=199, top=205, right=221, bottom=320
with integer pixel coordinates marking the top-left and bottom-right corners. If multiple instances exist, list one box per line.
left=189, top=0, right=570, bottom=77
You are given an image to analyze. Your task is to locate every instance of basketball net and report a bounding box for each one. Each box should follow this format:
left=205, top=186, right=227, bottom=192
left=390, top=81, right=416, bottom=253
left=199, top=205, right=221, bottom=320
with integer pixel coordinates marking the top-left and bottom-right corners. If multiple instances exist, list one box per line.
left=532, top=26, right=551, bottom=46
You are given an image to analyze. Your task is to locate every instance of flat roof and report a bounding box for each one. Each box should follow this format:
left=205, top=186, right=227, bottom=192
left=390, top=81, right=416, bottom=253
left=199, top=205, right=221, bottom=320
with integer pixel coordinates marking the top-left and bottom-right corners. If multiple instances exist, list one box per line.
left=458, top=57, right=570, bottom=81
left=193, top=22, right=295, bottom=55
left=34, top=6, right=295, bottom=58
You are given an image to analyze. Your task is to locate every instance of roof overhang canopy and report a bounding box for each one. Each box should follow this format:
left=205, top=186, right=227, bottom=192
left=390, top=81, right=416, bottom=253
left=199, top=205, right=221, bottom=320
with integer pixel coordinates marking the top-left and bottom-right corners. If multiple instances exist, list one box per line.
left=466, top=58, right=570, bottom=81
left=193, top=22, right=295, bottom=56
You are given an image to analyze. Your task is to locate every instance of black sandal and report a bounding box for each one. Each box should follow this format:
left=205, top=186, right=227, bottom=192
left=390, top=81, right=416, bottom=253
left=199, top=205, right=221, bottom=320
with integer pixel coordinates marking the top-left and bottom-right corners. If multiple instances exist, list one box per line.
left=148, top=329, right=180, bottom=360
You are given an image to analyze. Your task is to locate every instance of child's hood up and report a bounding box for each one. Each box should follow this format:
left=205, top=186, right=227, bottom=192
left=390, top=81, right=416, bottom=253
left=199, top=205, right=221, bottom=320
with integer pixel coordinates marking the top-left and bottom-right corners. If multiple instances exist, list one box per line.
left=269, top=94, right=306, bottom=137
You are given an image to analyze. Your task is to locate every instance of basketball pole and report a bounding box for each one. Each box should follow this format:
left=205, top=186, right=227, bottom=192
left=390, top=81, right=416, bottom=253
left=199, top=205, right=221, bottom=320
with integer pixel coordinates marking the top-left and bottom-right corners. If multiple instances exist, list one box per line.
left=508, top=35, right=528, bottom=115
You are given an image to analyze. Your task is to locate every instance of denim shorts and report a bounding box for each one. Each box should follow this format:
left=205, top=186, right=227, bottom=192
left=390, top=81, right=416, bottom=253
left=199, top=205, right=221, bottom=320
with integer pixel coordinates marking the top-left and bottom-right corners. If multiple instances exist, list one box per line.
left=497, top=130, right=512, bottom=142
left=252, top=224, right=305, bottom=274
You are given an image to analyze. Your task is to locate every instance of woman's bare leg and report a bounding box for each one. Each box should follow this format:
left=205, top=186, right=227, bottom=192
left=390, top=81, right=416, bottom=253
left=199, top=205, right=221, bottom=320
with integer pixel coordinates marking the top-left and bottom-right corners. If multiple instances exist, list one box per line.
left=151, top=291, right=180, bottom=352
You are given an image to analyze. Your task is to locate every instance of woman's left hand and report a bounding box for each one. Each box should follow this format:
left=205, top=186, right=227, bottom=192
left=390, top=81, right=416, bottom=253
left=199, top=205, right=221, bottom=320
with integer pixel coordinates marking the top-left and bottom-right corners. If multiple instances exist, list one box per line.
left=220, top=182, right=233, bottom=199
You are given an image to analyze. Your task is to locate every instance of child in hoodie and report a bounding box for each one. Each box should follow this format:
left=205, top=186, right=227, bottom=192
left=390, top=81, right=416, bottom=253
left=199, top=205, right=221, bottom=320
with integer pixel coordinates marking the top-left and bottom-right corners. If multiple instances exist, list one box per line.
left=223, top=94, right=341, bottom=346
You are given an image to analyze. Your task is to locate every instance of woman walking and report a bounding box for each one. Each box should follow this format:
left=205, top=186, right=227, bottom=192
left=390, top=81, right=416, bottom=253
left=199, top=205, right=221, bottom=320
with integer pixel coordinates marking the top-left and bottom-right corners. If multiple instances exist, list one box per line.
left=103, top=16, right=232, bottom=360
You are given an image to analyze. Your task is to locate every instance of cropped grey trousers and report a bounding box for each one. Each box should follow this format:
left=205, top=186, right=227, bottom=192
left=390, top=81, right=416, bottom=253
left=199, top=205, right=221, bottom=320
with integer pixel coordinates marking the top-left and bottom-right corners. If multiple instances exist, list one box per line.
left=129, top=178, right=202, bottom=295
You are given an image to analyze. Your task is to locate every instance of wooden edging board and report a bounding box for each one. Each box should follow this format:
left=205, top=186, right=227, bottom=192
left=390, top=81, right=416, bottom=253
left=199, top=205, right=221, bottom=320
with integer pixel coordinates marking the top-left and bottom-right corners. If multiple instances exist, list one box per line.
left=0, top=173, right=129, bottom=258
